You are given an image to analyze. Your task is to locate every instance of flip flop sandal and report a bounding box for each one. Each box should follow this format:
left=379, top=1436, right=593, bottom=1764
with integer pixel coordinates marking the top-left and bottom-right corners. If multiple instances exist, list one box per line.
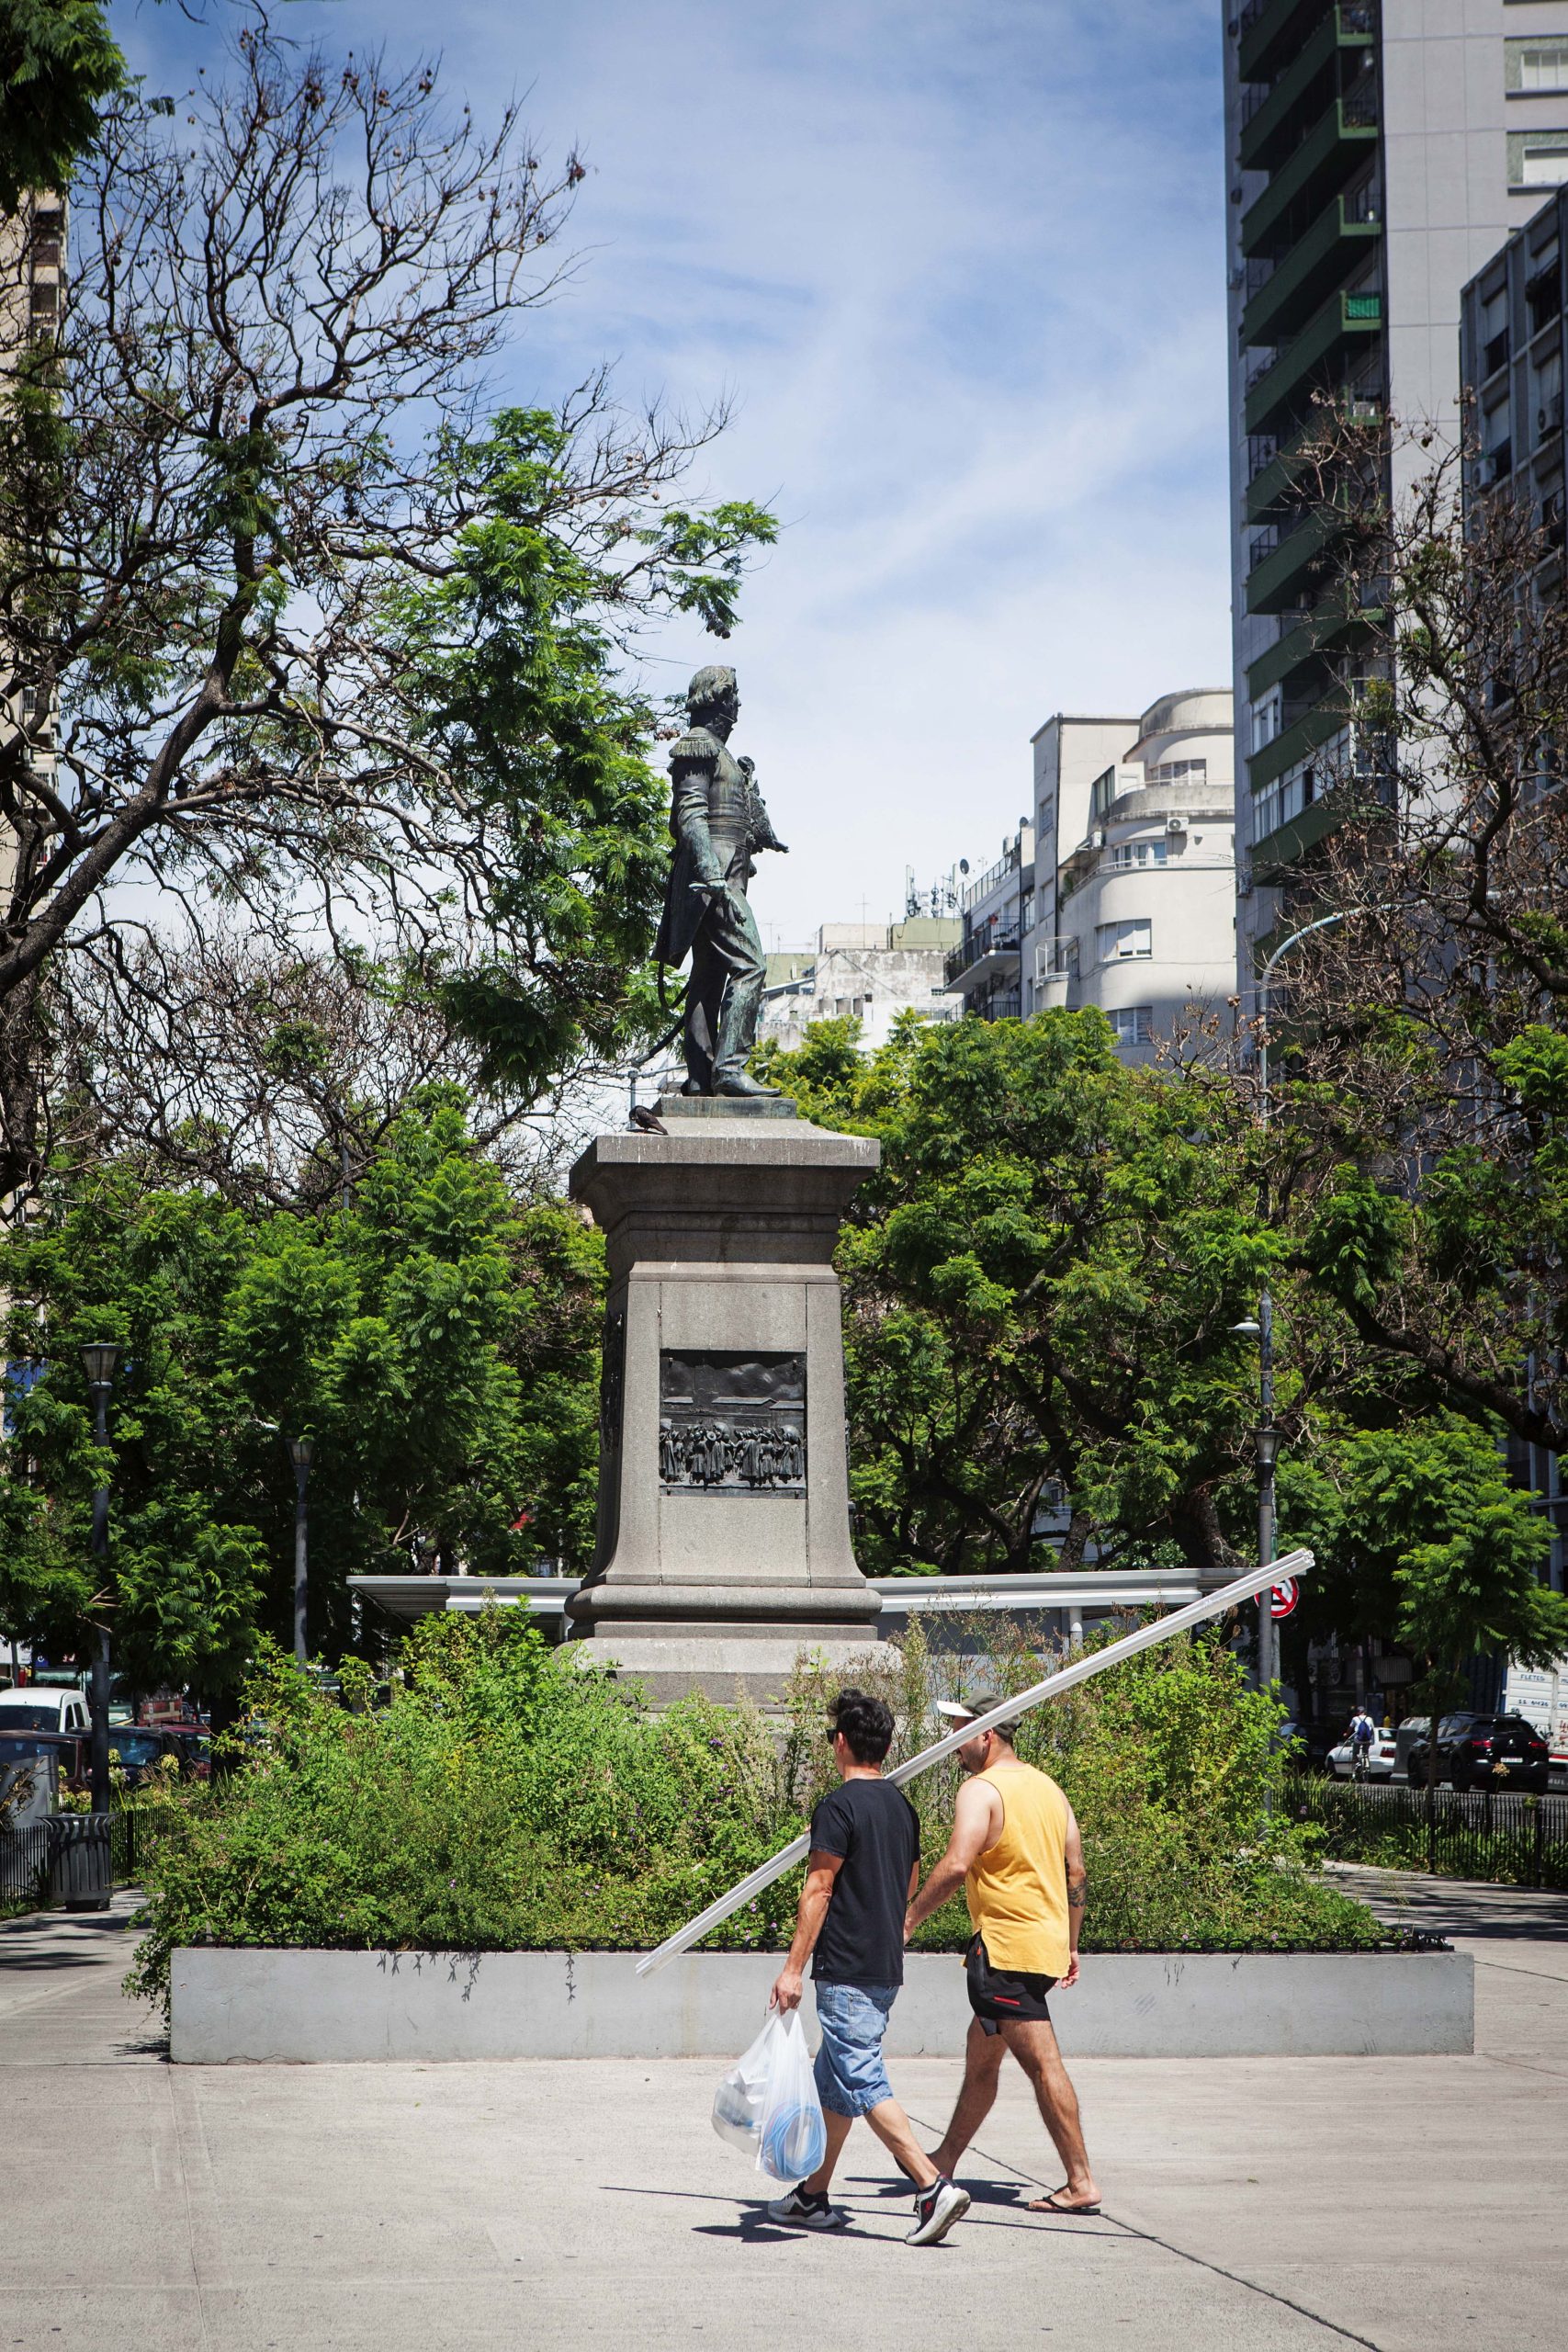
left=1027, top=2191, right=1101, bottom=2216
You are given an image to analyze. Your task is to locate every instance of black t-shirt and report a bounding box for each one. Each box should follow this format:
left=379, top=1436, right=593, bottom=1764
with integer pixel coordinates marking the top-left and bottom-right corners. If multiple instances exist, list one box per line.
left=808, top=1775, right=921, bottom=1988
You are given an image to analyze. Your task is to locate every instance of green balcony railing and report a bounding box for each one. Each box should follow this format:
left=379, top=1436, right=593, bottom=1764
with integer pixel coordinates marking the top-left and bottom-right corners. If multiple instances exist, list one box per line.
left=1239, top=5, right=1375, bottom=175
left=1245, top=285, right=1382, bottom=439
left=1242, top=187, right=1381, bottom=354
left=1241, top=93, right=1379, bottom=262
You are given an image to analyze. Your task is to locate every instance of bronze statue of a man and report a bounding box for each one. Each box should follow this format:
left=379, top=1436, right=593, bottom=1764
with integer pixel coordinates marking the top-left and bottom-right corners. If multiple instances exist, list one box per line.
left=654, top=664, right=787, bottom=1096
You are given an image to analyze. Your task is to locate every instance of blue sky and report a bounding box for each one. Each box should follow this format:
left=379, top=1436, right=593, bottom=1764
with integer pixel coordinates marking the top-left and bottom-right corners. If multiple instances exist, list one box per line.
left=123, top=0, right=1231, bottom=944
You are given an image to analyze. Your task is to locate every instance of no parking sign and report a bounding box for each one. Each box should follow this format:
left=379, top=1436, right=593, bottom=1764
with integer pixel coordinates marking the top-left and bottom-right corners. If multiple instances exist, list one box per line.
left=1262, top=1577, right=1299, bottom=1621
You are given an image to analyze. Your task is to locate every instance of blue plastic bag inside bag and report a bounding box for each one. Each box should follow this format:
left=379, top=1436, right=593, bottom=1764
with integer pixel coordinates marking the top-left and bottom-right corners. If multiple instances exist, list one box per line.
left=711, top=2008, right=827, bottom=2185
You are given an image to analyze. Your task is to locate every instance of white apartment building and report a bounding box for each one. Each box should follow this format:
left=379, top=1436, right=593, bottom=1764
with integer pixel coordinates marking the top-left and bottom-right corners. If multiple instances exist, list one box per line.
left=1028, top=691, right=1237, bottom=1059
left=1224, top=0, right=1568, bottom=996
left=758, top=919, right=962, bottom=1055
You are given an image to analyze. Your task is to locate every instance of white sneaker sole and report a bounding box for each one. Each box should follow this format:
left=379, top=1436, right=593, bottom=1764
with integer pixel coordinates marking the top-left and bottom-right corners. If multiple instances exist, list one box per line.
left=908, top=2185, right=971, bottom=2245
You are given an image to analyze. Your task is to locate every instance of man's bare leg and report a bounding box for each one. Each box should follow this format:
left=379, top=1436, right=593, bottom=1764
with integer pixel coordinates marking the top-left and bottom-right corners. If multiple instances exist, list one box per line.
left=929, top=2018, right=1007, bottom=2176
left=999, top=2017, right=1100, bottom=2209
left=801, top=2098, right=940, bottom=2200
left=799, top=2107, right=854, bottom=2199
left=863, top=2096, right=939, bottom=2189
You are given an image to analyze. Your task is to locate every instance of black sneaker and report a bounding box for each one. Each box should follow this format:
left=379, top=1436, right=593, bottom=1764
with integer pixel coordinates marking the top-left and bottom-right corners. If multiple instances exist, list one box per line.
left=768, top=2187, right=850, bottom=2230
left=907, top=2177, right=971, bottom=2246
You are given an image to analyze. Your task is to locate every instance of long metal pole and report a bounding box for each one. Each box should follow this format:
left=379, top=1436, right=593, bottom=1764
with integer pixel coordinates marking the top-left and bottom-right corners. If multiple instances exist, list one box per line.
left=88, top=1384, right=112, bottom=1813
left=293, top=1455, right=310, bottom=1667
left=636, top=1546, right=1314, bottom=1977
left=1257, top=1290, right=1278, bottom=1690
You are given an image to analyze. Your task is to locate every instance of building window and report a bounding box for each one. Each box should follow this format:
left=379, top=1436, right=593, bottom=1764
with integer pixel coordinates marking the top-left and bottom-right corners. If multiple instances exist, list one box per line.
left=1098, top=919, right=1152, bottom=963
left=1145, top=758, right=1207, bottom=786
left=1508, top=130, right=1568, bottom=188
left=1110, top=840, right=1168, bottom=869
left=1506, top=37, right=1568, bottom=90
left=1108, top=1005, right=1154, bottom=1048
left=1251, top=690, right=1281, bottom=752
left=1089, top=765, right=1118, bottom=822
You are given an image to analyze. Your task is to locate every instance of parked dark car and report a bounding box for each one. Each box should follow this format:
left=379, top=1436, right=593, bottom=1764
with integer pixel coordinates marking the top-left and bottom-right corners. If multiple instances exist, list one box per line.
left=107, top=1727, right=182, bottom=1788
left=1405, top=1713, right=1551, bottom=1792
left=1280, top=1719, right=1337, bottom=1773
left=156, top=1724, right=211, bottom=1781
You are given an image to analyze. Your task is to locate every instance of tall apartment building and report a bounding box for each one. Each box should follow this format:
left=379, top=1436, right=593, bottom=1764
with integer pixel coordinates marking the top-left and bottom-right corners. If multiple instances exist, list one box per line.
left=1459, top=198, right=1568, bottom=1589
left=1461, top=181, right=1568, bottom=580
left=1224, top=0, right=1568, bottom=994
left=943, top=826, right=1033, bottom=1019
left=1030, top=692, right=1238, bottom=1058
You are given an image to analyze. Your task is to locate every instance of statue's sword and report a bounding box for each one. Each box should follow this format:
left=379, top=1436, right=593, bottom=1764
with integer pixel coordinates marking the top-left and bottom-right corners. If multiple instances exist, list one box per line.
left=635, top=1548, right=1314, bottom=1976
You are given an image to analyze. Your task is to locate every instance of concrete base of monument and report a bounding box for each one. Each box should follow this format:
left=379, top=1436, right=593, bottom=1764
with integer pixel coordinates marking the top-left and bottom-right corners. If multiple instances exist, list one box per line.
left=169, top=1946, right=1475, bottom=2064
left=571, top=1628, right=896, bottom=1708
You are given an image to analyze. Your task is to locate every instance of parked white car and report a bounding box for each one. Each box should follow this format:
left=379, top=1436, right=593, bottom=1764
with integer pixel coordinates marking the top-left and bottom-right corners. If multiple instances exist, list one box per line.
left=1327, top=1727, right=1399, bottom=1780
left=0, top=1685, right=89, bottom=1736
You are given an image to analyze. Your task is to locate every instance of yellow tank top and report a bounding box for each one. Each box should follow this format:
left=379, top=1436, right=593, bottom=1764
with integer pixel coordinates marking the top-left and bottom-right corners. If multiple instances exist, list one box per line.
left=964, top=1760, right=1071, bottom=1977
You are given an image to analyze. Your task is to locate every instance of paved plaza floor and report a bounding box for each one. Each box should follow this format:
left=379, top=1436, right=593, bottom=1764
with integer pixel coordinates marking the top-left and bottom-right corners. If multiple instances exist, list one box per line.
left=3, top=1871, right=1564, bottom=2352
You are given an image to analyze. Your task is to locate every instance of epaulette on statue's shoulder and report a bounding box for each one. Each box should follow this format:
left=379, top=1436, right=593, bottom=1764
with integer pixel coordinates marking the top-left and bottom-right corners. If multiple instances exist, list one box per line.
left=669, top=728, right=722, bottom=765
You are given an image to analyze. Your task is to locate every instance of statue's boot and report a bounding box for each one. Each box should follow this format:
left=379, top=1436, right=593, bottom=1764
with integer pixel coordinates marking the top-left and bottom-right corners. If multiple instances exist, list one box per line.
left=714, top=1067, right=782, bottom=1098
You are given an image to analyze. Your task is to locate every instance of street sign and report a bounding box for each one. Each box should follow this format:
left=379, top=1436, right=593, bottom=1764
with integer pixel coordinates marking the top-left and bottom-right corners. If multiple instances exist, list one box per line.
left=1268, top=1578, right=1299, bottom=1621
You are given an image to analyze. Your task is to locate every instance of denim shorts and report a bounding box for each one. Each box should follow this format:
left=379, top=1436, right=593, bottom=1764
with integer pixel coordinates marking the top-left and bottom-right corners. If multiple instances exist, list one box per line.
left=812, top=1981, right=898, bottom=2118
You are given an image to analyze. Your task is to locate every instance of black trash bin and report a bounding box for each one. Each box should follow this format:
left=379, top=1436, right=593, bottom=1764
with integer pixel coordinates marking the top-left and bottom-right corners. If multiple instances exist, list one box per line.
left=50, top=1813, right=113, bottom=1912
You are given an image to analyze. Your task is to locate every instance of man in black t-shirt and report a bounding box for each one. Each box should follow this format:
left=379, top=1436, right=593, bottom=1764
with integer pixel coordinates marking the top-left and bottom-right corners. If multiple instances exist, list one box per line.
left=767, top=1690, right=970, bottom=2246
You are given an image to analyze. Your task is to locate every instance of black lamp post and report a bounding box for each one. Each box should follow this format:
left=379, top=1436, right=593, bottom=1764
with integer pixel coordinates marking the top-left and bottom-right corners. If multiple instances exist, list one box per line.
left=1256, top=1419, right=1282, bottom=1689
left=288, top=1437, right=314, bottom=1665
left=80, top=1340, right=121, bottom=1812
left=1232, top=1309, right=1283, bottom=1689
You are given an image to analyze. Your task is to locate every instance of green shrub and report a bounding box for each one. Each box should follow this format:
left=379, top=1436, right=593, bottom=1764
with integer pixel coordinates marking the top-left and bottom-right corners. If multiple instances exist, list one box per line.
left=126, top=1606, right=1396, bottom=2016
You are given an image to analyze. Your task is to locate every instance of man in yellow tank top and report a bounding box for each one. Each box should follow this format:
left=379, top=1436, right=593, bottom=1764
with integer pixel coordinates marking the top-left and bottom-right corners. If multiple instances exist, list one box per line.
left=904, top=1705, right=1100, bottom=2216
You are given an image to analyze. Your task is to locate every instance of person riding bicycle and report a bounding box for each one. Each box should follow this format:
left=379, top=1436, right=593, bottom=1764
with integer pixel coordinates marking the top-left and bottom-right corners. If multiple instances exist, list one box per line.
left=1348, top=1707, right=1377, bottom=1776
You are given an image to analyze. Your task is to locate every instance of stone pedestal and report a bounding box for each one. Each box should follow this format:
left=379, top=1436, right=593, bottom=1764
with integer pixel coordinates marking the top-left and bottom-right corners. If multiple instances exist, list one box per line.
left=566, top=1095, right=885, bottom=1704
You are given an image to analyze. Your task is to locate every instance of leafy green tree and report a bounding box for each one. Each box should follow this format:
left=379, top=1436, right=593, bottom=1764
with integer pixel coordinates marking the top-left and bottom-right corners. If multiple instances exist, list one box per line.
left=0, top=0, right=123, bottom=208
left=0, top=1098, right=604, bottom=1702
left=756, top=1011, right=1283, bottom=1573
left=1336, top=1419, right=1565, bottom=1742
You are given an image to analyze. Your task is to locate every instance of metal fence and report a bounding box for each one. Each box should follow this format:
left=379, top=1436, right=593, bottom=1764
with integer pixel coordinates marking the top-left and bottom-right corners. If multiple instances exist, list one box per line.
left=1291, top=1772, right=1568, bottom=1890
left=1, top=1804, right=162, bottom=1914
left=0, top=1822, right=52, bottom=1908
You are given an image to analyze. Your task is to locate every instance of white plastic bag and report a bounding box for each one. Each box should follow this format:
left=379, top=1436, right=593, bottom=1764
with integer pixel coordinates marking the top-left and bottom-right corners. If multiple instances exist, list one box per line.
left=711, top=2009, right=827, bottom=2185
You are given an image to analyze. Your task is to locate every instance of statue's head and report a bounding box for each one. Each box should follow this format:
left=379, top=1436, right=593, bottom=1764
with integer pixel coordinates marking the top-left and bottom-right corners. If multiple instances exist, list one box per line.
left=687, top=663, right=739, bottom=730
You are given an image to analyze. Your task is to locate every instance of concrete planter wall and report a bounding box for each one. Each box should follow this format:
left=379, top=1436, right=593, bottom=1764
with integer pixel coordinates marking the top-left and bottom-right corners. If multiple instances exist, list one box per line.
left=170, top=1946, right=1472, bottom=2064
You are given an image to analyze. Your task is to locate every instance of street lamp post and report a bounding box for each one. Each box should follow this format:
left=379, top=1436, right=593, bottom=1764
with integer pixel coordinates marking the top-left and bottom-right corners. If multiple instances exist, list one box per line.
left=1243, top=912, right=1353, bottom=1691
left=288, top=1437, right=314, bottom=1665
left=80, top=1341, right=121, bottom=1812
left=1256, top=1418, right=1281, bottom=1687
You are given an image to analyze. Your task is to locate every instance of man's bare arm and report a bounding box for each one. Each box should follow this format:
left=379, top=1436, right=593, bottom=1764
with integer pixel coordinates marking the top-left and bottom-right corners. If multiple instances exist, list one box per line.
left=1061, top=1799, right=1087, bottom=1985
left=770, top=1850, right=842, bottom=2013
left=905, top=1778, right=1000, bottom=1938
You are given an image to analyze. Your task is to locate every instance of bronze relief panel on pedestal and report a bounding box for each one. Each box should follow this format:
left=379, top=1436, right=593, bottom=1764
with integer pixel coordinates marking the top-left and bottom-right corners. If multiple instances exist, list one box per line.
left=659, top=1350, right=806, bottom=1493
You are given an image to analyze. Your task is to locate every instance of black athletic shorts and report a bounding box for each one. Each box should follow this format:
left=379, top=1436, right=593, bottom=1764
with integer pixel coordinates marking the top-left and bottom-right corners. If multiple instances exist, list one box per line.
left=965, top=1932, right=1057, bottom=2035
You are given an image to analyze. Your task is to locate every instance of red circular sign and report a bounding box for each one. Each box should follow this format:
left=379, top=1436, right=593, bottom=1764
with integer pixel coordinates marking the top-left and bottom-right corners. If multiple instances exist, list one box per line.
left=1269, top=1578, right=1299, bottom=1621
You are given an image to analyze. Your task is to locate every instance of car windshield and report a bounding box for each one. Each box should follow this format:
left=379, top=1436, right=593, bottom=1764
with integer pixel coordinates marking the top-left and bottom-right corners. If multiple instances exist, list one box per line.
left=111, top=1735, right=161, bottom=1765
left=0, top=1702, right=65, bottom=1731
left=0, top=1734, right=50, bottom=1758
